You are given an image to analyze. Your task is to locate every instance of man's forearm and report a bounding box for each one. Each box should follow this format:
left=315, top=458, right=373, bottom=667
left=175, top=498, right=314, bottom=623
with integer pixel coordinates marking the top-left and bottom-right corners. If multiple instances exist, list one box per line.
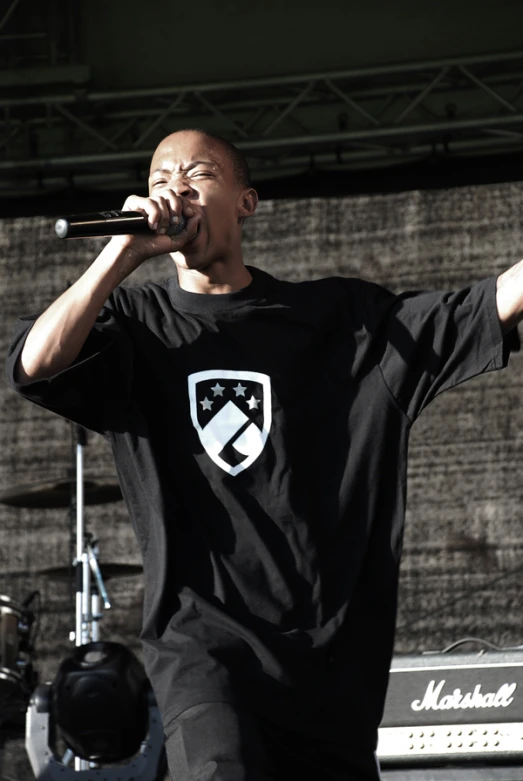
left=496, top=259, right=523, bottom=332
left=16, top=242, right=142, bottom=383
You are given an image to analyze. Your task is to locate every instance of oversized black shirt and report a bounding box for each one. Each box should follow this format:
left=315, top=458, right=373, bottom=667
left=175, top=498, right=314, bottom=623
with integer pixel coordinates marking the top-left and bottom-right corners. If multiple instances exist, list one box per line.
left=6, top=267, right=509, bottom=748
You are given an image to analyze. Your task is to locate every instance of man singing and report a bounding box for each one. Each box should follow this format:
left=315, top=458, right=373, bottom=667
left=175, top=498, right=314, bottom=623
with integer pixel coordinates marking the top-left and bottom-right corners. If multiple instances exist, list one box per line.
left=6, top=129, right=522, bottom=780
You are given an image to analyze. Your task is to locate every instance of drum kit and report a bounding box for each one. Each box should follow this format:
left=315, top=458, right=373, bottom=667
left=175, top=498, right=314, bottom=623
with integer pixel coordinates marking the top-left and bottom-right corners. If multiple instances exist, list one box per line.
left=0, top=426, right=165, bottom=779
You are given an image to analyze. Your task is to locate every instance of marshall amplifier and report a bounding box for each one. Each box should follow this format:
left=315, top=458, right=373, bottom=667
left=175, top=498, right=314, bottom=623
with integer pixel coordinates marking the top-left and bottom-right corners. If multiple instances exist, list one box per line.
left=377, top=649, right=523, bottom=766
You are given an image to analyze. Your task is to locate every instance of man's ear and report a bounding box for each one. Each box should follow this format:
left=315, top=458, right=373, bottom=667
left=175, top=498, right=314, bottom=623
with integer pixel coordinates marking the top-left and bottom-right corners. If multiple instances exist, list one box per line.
left=238, top=188, right=258, bottom=220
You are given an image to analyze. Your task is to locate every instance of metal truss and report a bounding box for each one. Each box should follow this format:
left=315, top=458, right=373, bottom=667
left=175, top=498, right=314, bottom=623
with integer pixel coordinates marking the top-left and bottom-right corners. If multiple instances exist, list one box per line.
left=2, top=49, right=523, bottom=196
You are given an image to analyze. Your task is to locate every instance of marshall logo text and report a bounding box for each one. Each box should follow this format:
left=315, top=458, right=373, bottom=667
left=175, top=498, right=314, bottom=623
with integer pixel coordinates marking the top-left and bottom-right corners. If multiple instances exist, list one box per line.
left=411, top=680, right=517, bottom=712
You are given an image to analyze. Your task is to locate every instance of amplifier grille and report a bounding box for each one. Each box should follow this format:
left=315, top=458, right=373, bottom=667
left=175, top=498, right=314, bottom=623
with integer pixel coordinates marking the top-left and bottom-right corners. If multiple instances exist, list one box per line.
left=378, top=722, right=523, bottom=764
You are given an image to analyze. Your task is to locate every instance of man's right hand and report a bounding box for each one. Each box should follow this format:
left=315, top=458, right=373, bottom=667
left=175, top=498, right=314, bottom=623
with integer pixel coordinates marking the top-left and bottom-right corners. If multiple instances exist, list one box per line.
left=108, top=192, right=198, bottom=267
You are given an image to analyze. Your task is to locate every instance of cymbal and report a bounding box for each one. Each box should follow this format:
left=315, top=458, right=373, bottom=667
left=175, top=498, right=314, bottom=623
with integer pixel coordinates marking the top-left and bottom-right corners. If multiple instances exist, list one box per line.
left=0, top=477, right=122, bottom=508
left=40, top=563, right=142, bottom=581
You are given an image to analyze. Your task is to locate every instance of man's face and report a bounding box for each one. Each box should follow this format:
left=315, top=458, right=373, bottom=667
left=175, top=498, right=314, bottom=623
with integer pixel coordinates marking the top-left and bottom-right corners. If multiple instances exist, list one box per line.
left=148, top=131, right=248, bottom=271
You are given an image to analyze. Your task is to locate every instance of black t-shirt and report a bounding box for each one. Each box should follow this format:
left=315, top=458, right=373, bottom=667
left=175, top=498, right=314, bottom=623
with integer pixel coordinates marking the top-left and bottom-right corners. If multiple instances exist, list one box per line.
left=6, top=267, right=510, bottom=747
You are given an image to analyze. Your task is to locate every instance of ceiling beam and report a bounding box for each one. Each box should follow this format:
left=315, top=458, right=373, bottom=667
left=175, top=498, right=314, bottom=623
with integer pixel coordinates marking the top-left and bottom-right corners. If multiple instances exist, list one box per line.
left=2, top=49, right=523, bottom=196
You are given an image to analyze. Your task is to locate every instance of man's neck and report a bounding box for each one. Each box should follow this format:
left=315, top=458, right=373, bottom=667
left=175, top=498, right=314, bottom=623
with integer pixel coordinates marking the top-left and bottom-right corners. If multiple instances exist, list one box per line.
left=175, top=260, right=253, bottom=295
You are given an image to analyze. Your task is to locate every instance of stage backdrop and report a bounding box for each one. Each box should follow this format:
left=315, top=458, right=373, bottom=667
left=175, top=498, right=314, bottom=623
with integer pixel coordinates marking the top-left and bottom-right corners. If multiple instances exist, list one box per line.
left=1, top=183, right=523, bottom=778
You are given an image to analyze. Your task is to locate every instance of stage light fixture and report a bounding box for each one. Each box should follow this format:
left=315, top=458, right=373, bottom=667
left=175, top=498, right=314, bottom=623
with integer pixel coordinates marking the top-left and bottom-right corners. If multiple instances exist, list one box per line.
left=52, top=641, right=149, bottom=763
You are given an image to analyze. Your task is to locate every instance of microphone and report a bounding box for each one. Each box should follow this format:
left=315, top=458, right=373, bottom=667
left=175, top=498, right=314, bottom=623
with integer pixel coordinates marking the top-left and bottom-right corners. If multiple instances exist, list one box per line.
left=55, top=210, right=187, bottom=239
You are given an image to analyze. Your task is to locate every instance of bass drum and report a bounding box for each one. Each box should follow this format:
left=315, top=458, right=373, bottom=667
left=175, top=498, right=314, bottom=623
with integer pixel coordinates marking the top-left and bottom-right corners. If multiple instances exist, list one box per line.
left=0, top=594, right=36, bottom=726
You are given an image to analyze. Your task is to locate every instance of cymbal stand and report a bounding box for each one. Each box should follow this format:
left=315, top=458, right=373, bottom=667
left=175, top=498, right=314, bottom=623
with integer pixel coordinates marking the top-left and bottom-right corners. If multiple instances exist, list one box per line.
left=73, top=427, right=111, bottom=645
left=75, top=426, right=83, bottom=651
left=73, top=426, right=111, bottom=771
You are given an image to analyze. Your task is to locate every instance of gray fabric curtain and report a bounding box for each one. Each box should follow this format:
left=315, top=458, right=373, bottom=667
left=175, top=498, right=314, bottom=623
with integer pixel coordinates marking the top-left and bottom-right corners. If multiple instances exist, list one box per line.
left=1, top=183, right=522, bottom=777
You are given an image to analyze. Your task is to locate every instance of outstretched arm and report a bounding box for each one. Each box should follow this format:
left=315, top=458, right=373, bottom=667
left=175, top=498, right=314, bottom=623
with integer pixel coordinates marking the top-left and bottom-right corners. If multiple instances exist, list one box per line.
left=496, top=259, right=523, bottom=332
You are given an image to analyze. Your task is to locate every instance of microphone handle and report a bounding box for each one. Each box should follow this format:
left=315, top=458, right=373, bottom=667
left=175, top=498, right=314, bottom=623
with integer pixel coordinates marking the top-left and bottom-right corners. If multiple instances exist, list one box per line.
left=55, top=210, right=186, bottom=239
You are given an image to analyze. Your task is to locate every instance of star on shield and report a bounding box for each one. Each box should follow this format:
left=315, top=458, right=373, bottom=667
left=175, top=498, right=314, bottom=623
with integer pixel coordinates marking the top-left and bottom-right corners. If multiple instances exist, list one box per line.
left=188, top=370, right=272, bottom=476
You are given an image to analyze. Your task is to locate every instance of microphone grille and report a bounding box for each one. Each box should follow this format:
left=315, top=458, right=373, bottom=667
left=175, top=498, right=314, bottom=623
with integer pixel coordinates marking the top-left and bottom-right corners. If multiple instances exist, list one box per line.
left=166, top=215, right=186, bottom=236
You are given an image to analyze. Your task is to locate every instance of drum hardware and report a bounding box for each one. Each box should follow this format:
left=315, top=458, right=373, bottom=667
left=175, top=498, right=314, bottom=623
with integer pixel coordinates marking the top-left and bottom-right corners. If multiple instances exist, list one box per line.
left=0, top=592, right=39, bottom=727
left=63, top=532, right=113, bottom=646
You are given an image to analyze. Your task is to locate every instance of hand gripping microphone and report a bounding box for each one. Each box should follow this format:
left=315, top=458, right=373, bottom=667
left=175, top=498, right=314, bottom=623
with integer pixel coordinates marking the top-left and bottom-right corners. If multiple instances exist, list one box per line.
left=54, top=210, right=187, bottom=239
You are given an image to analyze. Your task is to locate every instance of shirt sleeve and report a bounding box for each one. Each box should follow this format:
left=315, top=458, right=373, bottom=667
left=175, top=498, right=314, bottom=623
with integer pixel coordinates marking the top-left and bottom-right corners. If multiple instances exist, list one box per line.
left=5, top=298, right=134, bottom=436
left=363, top=275, right=514, bottom=422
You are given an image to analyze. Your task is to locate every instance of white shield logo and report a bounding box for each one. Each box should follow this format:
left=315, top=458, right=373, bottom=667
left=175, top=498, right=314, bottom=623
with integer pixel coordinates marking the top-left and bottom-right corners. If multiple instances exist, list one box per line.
left=188, top=370, right=272, bottom=476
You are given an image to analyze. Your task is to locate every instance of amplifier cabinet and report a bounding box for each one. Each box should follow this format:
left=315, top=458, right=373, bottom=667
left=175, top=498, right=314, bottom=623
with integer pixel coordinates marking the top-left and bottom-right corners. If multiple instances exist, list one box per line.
left=378, top=649, right=523, bottom=765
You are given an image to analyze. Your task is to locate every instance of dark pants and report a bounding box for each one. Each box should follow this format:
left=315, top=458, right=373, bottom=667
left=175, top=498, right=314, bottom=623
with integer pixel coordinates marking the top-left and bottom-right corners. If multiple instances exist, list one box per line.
left=165, top=701, right=381, bottom=781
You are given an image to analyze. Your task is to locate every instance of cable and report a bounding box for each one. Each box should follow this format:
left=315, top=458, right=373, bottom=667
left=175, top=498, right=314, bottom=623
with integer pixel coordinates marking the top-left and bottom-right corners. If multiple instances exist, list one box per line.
left=398, top=561, right=523, bottom=632
left=29, top=590, right=41, bottom=651
left=439, top=637, right=504, bottom=653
